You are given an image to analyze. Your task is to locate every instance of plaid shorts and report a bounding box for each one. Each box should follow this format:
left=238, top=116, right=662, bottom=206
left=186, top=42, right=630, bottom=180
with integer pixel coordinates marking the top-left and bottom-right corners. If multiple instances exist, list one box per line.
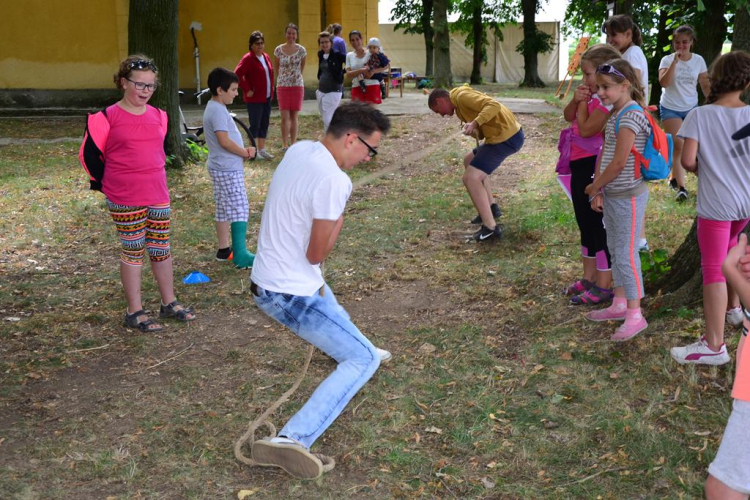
left=208, top=169, right=249, bottom=222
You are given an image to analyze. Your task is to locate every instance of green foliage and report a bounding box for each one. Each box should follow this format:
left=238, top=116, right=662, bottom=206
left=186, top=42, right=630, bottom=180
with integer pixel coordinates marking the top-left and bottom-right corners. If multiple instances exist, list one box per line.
left=639, top=248, right=672, bottom=282
left=390, top=0, right=433, bottom=35
left=451, top=0, right=518, bottom=64
left=186, top=138, right=208, bottom=162
left=515, top=26, right=555, bottom=57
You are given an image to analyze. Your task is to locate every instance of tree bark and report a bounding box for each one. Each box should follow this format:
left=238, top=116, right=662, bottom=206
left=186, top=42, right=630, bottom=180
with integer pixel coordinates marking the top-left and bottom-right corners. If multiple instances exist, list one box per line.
left=470, top=1, right=483, bottom=84
left=733, top=4, right=750, bottom=51
left=649, top=6, right=672, bottom=106
left=128, top=0, right=188, bottom=167
left=421, top=0, right=435, bottom=77
left=647, top=218, right=700, bottom=295
left=692, top=0, right=727, bottom=69
left=520, top=0, right=545, bottom=87
left=433, top=0, right=452, bottom=88
left=614, top=0, right=633, bottom=15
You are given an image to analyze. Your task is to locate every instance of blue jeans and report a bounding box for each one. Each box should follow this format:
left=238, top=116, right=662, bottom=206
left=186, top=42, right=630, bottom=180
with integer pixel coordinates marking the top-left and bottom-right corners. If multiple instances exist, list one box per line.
left=252, top=283, right=381, bottom=449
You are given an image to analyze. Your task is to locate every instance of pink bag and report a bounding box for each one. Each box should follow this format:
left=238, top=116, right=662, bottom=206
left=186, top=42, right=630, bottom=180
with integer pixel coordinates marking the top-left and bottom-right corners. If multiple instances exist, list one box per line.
left=556, top=127, right=573, bottom=175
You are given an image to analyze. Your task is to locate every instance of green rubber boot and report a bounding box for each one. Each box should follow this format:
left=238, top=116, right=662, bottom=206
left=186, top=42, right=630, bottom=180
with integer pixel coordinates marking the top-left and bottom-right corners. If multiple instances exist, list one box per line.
left=230, top=221, right=255, bottom=269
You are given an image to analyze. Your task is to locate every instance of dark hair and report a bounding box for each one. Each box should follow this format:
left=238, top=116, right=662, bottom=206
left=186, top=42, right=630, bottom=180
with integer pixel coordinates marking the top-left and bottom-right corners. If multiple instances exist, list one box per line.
left=427, top=88, right=450, bottom=109
left=673, top=25, right=697, bottom=44
left=706, top=51, right=750, bottom=104
left=595, top=58, right=647, bottom=108
left=331, top=23, right=343, bottom=36
left=349, top=30, right=362, bottom=42
left=113, top=54, right=158, bottom=90
left=285, top=23, right=299, bottom=36
left=207, top=67, right=239, bottom=96
left=580, top=44, right=621, bottom=70
left=248, top=31, right=264, bottom=51
left=318, top=31, right=331, bottom=43
left=602, top=15, right=642, bottom=47
left=327, top=101, right=391, bottom=139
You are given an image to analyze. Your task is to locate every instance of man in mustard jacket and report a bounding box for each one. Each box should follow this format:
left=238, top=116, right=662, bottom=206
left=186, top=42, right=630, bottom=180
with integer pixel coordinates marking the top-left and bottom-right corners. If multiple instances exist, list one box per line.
left=429, top=86, right=524, bottom=242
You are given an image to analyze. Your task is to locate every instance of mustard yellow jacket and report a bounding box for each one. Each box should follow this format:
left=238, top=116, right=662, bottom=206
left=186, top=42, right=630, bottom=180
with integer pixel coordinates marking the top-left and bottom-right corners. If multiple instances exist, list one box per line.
left=449, top=86, right=521, bottom=144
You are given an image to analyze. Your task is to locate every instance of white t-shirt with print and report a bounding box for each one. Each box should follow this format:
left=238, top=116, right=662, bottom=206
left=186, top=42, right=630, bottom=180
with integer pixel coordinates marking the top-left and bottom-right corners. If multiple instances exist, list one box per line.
left=251, top=141, right=352, bottom=296
left=677, top=105, right=750, bottom=220
left=622, top=45, right=649, bottom=104
left=659, top=53, right=707, bottom=111
left=346, top=51, right=377, bottom=86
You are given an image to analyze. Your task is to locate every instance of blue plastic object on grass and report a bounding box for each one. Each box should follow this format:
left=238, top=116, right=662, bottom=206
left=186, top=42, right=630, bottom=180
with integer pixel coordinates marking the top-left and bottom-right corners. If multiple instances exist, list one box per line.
left=183, top=271, right=210, bottom=284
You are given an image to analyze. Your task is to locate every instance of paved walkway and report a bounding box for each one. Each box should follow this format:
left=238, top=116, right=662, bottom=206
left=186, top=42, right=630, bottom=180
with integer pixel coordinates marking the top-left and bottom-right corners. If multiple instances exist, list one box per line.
left=180, top=92, right=560, bottom=124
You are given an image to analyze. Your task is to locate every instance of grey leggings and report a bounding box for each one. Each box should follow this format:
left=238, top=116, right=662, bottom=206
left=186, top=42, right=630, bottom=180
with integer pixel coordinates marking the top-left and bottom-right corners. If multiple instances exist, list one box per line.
left=603, top=190, right=648, bottom=300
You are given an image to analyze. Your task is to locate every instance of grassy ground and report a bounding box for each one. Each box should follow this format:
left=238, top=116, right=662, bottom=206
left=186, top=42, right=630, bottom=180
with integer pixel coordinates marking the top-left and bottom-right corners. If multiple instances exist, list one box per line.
left=0, top=107, right=733, bottom=499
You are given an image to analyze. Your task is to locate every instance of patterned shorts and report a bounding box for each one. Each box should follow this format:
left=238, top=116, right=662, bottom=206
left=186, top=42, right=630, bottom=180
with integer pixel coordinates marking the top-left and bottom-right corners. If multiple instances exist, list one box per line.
left=209, top=169, right=249, bottom=222
left=106, top=200, right=171, bottom=266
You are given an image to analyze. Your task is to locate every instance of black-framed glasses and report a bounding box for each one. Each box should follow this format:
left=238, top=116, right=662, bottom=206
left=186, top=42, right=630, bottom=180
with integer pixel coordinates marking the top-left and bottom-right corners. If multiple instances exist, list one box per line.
left=351, top=134, right=378, bottom=157
left=128, top=59, right=158, bottom=72
left=126, top=77, right=158, bottom=92
left=596, top=64, right=627, bottom=80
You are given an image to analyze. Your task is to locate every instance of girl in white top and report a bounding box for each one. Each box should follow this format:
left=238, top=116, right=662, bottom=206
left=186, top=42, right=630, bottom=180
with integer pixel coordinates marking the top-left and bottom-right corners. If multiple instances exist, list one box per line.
left=345, top=30, right=384, bottom=105
left=658, top=25, right=710, bottom=199
left=604, top=14, right=650, bottom=250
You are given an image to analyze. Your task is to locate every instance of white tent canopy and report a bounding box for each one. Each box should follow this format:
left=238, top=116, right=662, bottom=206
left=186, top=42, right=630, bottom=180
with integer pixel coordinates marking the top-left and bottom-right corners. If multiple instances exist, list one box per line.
left=378, top=22, right=566, bottom=84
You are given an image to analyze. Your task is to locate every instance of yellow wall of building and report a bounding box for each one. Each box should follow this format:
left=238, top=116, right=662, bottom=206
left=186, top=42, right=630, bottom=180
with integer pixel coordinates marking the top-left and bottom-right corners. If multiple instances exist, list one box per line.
left=0, top=0, right=378, bottom=92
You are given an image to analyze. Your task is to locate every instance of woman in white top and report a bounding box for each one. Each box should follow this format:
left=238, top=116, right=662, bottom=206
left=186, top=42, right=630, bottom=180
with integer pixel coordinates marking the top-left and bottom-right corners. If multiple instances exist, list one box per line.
left=345, top=30, right=385, bottom=105
left=658, top=25, right=710, bottom=200
left=274, top=23, right=307, bottom=151
left=604, top=15, right=649, bottom=104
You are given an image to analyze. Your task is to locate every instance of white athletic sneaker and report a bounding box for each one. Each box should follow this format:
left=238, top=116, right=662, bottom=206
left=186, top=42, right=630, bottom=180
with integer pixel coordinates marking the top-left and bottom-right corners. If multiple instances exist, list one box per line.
left=258, top=149, right=274, bottom=160
left=670, top=337, right=730, bottom=366
left=375, top=347, right=392, bottom=363
left=726, top=307, right=744, bottom=327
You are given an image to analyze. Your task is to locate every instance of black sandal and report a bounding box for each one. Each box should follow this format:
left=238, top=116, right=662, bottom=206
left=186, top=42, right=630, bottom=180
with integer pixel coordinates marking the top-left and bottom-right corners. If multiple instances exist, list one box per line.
left=159, top=300, right=196, bottom=322
left=124, top=309, right=164, bottom=332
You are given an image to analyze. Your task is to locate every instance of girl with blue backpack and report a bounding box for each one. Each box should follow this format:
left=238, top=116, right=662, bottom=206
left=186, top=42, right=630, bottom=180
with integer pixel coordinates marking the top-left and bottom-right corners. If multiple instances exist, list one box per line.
left=670, top=51, right=750, bottom=367
left=583, top=58, right=651, bottom=341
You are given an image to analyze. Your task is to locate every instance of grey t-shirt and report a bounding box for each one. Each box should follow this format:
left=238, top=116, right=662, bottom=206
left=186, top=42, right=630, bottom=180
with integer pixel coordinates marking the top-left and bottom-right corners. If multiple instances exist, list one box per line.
left=203, top=99, right=244, bottom=172
left=600, top=103, right=649, bottom=198
left=678, top=104, right=750, bottom=220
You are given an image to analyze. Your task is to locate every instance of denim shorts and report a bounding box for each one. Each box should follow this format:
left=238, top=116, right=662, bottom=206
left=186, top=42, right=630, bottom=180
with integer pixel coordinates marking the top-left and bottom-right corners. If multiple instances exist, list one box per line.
left=659, top=105, right=694, bottom=121
left=470, top=128, right=524, bottom=175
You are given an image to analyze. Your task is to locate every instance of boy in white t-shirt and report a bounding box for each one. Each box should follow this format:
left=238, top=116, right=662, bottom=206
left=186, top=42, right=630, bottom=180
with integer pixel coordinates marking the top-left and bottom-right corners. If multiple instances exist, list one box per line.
left=248, top=102, right=392, bottom=480
left=203, top=68, right=257, bottom=268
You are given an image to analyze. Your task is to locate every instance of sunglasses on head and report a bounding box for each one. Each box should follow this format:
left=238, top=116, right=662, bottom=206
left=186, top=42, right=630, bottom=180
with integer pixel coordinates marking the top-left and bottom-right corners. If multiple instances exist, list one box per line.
left=128, top=59, right=157, bottom=72
left=596, top=64, right=627, bottom=80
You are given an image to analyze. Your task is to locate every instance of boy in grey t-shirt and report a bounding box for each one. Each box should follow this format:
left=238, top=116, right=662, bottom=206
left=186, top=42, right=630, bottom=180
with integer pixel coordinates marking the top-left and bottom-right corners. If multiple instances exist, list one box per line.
left=203, top=67, right=257, bottom=268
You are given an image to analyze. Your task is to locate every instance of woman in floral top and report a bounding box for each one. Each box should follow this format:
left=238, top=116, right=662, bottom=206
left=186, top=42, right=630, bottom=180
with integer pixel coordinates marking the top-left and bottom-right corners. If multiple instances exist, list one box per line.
left=274, top=23, right=307, bottom=151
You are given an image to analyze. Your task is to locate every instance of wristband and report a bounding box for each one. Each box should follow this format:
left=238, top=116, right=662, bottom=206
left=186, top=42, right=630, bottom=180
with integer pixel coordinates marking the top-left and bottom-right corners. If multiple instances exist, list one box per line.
left=588, top=192, right=603, bottom=203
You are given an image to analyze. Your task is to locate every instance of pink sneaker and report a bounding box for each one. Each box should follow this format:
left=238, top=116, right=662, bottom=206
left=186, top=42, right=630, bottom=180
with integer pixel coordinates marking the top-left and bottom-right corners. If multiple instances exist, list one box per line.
left=585, top=306, right=626, bottom=322
left=610, top=316, right=648, bottom=341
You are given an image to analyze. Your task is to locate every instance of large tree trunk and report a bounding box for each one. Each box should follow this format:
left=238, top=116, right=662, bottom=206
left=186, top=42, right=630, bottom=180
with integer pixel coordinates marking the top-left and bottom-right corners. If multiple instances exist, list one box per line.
left=692, top=0, right=727, bottom=69
left=519, top=0, right=545, bottom=87
left=649, top=6, right=672, bottom=106
left=128, top=0, right=188, bottom=167
left=421, top=0, right=435, bottom=77
left=614, top=0, right=633, bottom=15
left=647, top=218, right=700, bottom=295
left=433, top=0, right=452, bottom=88
left=470, top=1, right=483, bottom=84
left=733, top=4, right=750, bottom=51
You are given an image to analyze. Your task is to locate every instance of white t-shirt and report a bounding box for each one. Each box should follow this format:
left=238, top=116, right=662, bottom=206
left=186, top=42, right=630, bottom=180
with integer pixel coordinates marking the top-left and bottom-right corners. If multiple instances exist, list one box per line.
left=257, top=54, right=271, bottom=98
left=677, top=105, right=750, bottom=220
left=658, top=53, right=707, bottom=111
left=346, top=51, right=377, bottom=86
left=203, top=100, right=244, bottom=172
left=622, top=45, right=649, bottom=104
left=251, top=141, right=352, bottom=295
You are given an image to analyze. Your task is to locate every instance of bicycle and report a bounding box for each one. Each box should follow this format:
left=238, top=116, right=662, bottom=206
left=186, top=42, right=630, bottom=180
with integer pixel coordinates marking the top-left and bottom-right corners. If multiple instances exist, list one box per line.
left=178, top=88, right=257, bottom=159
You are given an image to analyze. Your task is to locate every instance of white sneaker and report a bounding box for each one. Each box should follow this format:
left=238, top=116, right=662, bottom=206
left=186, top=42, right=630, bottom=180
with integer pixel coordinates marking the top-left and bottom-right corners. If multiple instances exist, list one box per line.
left=727, top=307, right=744, bottom=327
left=670, top=337, right=730, bottom=365
left=375, top=347, right=392, bottom=363
left=258, top=149, right=274, bottom=160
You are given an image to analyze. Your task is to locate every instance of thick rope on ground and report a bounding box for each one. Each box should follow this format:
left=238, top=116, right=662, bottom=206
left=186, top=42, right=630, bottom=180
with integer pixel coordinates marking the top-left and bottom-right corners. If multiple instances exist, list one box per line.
left=233, top=344, right=335, bottom=473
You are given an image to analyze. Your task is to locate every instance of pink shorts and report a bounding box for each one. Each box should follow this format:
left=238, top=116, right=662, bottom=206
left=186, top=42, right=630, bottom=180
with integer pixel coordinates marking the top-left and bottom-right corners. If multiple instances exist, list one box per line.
left=351, top=84, right=382, bottom=105
left=697, top=217, right=750, bottom=285
left=276, top=86, right=304, bottom=111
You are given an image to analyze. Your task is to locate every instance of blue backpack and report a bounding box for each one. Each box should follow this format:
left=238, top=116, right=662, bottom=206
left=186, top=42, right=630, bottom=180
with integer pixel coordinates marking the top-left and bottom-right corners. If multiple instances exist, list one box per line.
left=615, top=104, right=673, bottom=181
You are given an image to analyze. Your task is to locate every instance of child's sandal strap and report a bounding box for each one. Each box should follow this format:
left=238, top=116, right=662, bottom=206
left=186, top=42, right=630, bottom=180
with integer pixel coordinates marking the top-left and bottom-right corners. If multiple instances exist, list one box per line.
left=160, top=300, right=196, bottom=322
left=124, top=310, right=164, bottom=332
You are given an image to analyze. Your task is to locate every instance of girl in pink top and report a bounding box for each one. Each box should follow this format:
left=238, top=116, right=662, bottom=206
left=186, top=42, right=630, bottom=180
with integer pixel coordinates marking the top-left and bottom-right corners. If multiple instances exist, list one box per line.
left=560, top=45, right=620, bottom=306
left=104, top=55, right=196, bottom=331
